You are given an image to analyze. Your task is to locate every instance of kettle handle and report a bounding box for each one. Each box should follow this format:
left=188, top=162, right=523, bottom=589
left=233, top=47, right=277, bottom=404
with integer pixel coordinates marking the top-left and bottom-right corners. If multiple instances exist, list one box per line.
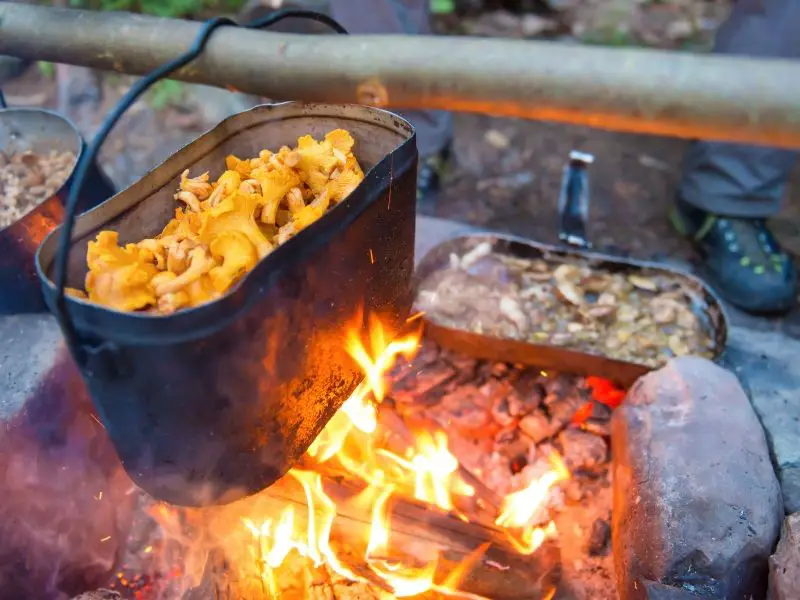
left=47, top=9, right=348, bottom=368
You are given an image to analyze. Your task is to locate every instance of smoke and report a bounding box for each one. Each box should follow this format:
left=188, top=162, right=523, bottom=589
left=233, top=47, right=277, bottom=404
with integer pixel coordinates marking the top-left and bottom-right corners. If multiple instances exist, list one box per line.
left=0, top=351, right=135, bottom=600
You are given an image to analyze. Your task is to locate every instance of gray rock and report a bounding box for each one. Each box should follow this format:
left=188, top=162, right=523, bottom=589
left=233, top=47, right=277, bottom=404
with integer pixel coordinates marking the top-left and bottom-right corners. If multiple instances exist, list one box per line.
left=635, top=580, right=706, bottom=599
left=612, top=356, right=783, bottom=600
left=70, top=592, right=121, bottom=600
left=726, top=327, right=800, bottom=514
left=0, top=314, right=63, bottom=422
left=0, top=315, right=134, bottom=600
left=768, top=513, right=800, bottom=600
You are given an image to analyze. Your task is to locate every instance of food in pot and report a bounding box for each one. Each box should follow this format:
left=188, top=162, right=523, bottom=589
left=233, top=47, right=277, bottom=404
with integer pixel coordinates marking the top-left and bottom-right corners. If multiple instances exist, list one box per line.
left=416, top=241, right=716, bottom=368
left=68, top=129, right=364, bottom=313
left=0, top=149, right=76, bottom=229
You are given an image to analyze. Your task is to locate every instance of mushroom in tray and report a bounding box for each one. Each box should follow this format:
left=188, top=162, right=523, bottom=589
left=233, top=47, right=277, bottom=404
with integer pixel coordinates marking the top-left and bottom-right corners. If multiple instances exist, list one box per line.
left=0, top=107, right=113, bottom=315
left=417, top=243, right=717, bottom=369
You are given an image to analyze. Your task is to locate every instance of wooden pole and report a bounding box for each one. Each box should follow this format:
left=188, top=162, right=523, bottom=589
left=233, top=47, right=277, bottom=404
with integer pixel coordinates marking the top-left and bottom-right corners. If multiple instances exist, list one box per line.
left=1, top=4, right=800, bottom=148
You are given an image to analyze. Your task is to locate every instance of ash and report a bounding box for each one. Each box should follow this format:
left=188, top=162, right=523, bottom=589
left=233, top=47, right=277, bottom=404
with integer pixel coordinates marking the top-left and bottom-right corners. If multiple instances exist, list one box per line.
left=85, top=338, right=616, bottom=600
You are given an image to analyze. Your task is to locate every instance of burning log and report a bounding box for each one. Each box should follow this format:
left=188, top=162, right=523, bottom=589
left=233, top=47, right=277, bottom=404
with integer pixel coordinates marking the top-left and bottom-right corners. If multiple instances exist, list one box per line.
left=375, top=403, right=505, bottom=515
left=68, top=319, right=576, bottom=599
left=177, top=473, right=560, bottom=600
left=69, top=338, right=607, bottom=599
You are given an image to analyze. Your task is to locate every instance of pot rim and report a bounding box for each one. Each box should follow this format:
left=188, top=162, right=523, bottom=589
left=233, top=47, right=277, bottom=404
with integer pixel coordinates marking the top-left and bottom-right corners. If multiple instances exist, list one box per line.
left=35, top=101, right=417, bottom=343
left=0, top=107, right=84, bottom=233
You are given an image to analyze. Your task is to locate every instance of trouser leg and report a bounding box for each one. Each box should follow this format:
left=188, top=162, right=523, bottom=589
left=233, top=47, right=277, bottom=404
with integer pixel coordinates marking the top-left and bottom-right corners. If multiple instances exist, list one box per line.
left=329, top=0, right=453, bottom=158
left=678, top=0, right=800, bottom=217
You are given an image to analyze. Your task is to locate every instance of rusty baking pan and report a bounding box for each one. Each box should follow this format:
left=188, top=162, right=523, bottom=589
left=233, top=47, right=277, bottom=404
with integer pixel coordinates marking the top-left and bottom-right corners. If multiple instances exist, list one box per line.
left=414, top=151, right=728, bottom=387
left=36, top=102, right=418, bottom=506
left=0, top=107, right=114, bottom=315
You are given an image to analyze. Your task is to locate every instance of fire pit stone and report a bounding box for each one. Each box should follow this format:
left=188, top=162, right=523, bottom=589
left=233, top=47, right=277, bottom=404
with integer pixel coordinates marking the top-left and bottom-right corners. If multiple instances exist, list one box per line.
left=612, top=356, right=783, bottom=600
left=0, top=315, right=134, bottom=600
left=0, top=314, right=63, bottom=422
left=726, top=328, right=800, bottom=514
left=768, top=512, right=800, bottom=600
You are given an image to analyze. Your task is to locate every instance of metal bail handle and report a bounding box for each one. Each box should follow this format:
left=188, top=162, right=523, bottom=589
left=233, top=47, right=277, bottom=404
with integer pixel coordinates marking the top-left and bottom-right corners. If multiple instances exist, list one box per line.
left=558, top=150, right=594, bottom=250
left=48, top=9, right=349, bottom=370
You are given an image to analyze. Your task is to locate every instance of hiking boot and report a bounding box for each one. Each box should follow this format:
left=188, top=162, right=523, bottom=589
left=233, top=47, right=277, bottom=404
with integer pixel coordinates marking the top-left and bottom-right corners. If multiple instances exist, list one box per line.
left=670, top=198, right=797, bottom=314
left=417, top=142, right=451, bottom=210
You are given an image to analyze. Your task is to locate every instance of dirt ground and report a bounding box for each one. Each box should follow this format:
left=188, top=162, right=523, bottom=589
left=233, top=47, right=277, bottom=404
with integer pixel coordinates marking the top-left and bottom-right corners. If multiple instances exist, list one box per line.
left=4, top=0, right=800, bottom=336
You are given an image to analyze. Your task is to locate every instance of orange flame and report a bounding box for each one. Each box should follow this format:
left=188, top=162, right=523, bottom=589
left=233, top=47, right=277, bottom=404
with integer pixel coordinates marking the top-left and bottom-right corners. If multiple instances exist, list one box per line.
left=158, top=313, right=569, bottom=598
left=495, top=453, right=570, bottom=554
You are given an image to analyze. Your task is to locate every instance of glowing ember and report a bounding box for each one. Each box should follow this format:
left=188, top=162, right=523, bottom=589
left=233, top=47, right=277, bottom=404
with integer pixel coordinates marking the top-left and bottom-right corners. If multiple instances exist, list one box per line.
left=148, top=314, right=568, bottom=599
left=495, top=454, right=570, bottom=555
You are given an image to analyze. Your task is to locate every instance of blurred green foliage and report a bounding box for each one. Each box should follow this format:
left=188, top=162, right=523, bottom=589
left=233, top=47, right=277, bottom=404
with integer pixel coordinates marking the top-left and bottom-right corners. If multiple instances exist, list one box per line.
left=67, top=0, right=247, bottom=18
left=37, top=61, right=56, bottom=78
left=65, top=0, right=248, bottom=113
left=580, top=28, right=638, bottom=48
left=147, top=79, right=185, bottom=109
left=431, top=0, right=456, bottom=14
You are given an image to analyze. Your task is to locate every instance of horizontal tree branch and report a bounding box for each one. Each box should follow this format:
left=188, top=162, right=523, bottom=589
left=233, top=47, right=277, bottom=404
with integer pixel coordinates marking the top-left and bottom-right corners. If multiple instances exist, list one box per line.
left=1, top=4, right=800, bottom=148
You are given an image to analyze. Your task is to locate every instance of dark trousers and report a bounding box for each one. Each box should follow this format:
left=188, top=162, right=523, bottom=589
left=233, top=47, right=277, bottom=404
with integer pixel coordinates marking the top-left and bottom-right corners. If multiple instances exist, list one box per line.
left=678, top=0, right=800, bottom=217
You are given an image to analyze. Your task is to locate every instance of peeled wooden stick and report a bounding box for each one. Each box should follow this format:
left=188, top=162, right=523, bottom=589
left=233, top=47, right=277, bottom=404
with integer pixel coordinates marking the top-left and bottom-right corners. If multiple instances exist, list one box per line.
left=3, top=4, right=800, bottom=148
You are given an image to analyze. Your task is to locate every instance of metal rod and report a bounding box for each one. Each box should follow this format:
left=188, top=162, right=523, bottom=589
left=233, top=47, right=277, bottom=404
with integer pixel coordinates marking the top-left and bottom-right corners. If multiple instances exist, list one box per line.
left=2, top=3, right=800, bottom=148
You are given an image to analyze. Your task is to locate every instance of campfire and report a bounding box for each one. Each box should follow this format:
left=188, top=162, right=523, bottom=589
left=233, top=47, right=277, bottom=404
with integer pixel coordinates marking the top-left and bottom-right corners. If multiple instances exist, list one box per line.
left=101, top=313, right=618, bottom=600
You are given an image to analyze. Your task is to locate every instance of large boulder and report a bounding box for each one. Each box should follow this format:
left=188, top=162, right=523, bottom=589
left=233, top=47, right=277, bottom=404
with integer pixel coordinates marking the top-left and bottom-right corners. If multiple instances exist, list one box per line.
left=0, top=315, right=135, bottom=600
left=768, top=513, right=800, bottom=600
left=612, top=356, right=783, bottom=600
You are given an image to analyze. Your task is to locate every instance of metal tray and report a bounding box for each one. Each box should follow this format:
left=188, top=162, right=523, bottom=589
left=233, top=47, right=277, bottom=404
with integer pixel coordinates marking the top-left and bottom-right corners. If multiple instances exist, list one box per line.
left=413, top=152, right=728, bottom=387
left=0, top=107, right=114, bottom=315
